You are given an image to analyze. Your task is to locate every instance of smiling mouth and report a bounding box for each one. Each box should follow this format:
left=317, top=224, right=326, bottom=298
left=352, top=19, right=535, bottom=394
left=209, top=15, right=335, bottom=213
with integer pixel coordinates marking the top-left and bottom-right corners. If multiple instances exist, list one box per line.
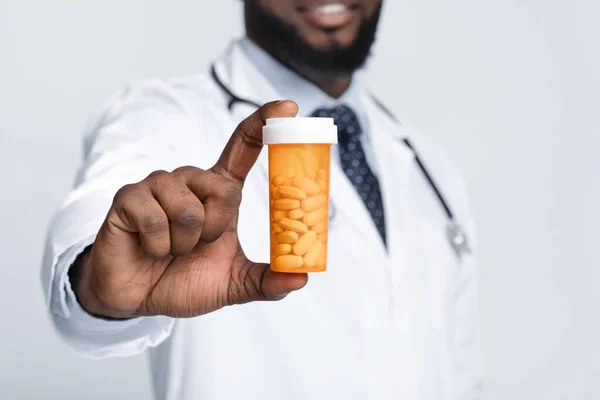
left=299, top=2, right=359, bottom=30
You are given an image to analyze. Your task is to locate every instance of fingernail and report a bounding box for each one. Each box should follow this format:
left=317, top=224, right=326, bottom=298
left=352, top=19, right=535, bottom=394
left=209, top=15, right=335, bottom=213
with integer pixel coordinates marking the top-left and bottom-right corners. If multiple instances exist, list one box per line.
left=276, top=100, right=287, bottom=105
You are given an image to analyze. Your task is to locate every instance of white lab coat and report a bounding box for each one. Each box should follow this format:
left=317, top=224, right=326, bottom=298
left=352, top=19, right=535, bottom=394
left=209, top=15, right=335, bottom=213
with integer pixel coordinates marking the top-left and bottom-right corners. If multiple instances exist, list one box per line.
left=42, top=40, right=482, bottom=399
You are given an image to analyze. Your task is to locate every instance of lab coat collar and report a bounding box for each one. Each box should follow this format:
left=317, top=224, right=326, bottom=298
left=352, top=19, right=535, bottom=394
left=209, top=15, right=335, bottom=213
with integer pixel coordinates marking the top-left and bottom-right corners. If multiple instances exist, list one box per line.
left=237, top=38, right=369, bottom=128
left=364, top=95, right=416, bottom=264
left=212, top=39, right=281, bottom=113
left=212, top=38, right=407, bottom=140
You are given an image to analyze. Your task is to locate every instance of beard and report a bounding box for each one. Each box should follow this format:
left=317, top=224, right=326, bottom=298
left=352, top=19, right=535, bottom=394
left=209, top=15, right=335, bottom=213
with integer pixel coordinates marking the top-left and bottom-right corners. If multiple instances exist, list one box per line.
left=244, top=0, right=382, bottom=80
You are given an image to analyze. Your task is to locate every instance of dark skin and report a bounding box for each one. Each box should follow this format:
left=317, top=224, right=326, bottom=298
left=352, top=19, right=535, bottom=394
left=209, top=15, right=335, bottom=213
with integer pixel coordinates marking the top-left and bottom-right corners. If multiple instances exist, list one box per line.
left=74, top=102, right=306, bottom=319
left=247, top=0, right=381, bottom=98
left=73, top=1, right=380, bottom=319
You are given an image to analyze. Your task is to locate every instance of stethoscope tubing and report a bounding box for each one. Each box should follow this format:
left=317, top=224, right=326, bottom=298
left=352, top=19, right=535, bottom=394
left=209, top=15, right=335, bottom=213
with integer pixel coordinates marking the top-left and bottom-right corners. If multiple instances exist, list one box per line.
left=210, top=65, right=470, bottom=255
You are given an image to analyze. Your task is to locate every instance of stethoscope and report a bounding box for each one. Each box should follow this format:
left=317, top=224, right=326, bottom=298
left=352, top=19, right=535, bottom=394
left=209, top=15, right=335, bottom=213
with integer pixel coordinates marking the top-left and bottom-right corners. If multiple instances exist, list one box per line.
left=211, top=65, right=471, bottom=257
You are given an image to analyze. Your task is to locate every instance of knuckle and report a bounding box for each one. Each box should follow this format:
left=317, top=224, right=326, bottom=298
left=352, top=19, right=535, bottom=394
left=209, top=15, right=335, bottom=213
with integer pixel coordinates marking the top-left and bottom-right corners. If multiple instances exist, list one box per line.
left=147, top=169, right=169, bottom=179
left=139, top=213, right=169, bottom=234
left=216, top=180, right=243, bottom=208
left=236, top=121, right=262, bottom=147
left=173, top=165, right=201, bottom=176
left=173, top=206, right=205, bottom=230
left=146, top=169, right=170, bottom=186
left=201, top=233, right=220, bottom=243
left=113, top=184, right=137, bottom=205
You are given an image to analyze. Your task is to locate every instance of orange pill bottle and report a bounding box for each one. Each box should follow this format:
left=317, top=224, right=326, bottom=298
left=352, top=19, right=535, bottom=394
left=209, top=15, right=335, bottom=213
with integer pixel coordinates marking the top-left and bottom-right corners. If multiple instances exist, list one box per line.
left=263, top=117, right=338, bottom=273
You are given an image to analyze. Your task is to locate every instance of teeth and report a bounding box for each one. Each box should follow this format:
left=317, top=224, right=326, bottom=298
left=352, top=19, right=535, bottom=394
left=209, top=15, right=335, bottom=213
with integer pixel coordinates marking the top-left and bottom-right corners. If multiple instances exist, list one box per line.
left=315, top=3, right=347, bottom=15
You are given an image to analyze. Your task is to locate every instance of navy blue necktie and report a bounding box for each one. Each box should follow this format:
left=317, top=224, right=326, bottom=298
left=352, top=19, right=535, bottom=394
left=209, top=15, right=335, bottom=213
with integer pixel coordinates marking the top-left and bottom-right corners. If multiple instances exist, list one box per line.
left=312, top=105, right=387, bottom=245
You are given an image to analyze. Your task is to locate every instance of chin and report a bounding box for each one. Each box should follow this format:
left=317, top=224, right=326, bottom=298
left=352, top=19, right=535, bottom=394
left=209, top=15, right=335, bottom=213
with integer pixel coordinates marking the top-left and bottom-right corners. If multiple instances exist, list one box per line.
left=301, top=26, right=362, bottom=51
left=245, top=0, right=381, bottom=78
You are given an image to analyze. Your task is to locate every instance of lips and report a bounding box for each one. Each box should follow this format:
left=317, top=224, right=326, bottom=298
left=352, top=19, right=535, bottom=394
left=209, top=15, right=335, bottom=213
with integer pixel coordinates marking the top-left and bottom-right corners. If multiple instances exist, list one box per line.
left=300, top=1, right=358, bottom=29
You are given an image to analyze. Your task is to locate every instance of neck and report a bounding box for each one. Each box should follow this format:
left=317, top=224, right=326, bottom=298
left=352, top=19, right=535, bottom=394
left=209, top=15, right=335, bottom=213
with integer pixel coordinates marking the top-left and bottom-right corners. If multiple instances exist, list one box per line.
left=293, top=62, right=353, bottom=98
left=313, top=75, right=352, bottom=99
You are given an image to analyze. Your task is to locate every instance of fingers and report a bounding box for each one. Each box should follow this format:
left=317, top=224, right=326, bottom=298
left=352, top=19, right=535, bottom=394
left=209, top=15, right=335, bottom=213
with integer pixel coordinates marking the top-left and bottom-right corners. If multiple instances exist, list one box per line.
left=228, top=262, right=308, bottom=305
left=211, top=100, right=298, bottom=186
left=112, top=184, right=171, bottom=258
left=175, top=167, right=242, bottom=242
left=111, top=166, right=244, bottom=258
left=109, top=100, right=299, bottom=259
left=147, top=170, right=206, bottom=256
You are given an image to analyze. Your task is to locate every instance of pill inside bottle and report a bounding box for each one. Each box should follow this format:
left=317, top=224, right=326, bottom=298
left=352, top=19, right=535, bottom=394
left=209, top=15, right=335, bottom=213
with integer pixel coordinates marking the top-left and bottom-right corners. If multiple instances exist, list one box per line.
left=263, top=117, right=338, bottom=273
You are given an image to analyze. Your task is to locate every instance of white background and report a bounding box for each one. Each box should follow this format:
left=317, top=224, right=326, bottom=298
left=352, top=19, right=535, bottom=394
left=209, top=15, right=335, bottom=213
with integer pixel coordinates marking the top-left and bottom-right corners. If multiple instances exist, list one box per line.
left=1, top=0, right=598, bottom=399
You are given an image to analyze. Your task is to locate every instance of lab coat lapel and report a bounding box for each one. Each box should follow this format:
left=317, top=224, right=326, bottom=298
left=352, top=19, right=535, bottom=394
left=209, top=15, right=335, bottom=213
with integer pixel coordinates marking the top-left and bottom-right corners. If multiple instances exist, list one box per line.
left=363, top=95, right=424, bottom=400
left=362, top=95, right=415, bottom=283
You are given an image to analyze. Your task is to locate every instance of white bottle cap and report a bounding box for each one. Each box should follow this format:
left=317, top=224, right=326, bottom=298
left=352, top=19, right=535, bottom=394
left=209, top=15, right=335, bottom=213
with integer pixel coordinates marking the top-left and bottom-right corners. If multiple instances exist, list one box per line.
left=263, top=117, right=338, bottom=145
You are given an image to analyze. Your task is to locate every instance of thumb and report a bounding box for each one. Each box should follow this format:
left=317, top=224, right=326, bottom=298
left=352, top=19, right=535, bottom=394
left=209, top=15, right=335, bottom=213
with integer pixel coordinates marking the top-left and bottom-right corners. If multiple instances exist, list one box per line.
left=210, top=100, right=299, bottom=187
left=229, top=262, right=308, bottom=304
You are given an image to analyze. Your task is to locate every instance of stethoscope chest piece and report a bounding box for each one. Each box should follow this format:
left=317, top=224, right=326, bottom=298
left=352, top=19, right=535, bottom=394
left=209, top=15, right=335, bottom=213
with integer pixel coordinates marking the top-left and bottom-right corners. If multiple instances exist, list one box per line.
left=446, top=219, right=471, bottom=257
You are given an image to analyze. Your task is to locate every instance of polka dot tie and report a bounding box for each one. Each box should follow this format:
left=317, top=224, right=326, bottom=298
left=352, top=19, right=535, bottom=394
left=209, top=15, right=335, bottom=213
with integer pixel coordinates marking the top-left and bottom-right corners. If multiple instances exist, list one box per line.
left=312, top=105, right=387, bottom=245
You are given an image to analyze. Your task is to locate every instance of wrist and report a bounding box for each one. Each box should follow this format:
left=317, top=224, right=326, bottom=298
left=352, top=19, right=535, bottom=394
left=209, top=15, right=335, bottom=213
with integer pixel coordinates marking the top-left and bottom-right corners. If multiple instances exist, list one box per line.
left=70, top=246, right=134, bottom=320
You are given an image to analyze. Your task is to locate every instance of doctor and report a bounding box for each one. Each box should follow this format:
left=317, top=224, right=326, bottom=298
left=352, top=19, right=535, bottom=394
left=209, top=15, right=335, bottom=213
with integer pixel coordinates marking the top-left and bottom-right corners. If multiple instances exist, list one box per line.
left=42, top=0, right=482, bottom=399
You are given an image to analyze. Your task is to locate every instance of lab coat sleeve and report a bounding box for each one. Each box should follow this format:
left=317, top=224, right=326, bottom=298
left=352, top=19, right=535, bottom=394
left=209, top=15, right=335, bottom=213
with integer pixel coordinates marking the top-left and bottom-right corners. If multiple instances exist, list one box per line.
left=41, top=81, right=200, bottom=359
left=451, top=183, right=484, bottom=399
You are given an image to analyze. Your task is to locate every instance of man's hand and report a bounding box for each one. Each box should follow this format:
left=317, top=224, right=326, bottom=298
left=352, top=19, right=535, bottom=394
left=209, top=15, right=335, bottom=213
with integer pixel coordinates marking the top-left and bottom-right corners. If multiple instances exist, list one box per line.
left=74, top=100, right=307, bottom=319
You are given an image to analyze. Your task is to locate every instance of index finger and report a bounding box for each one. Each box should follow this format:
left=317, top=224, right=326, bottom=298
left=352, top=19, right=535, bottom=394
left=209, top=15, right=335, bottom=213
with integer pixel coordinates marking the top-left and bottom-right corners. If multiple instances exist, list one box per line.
left=210, top=100, right=299, bottom=186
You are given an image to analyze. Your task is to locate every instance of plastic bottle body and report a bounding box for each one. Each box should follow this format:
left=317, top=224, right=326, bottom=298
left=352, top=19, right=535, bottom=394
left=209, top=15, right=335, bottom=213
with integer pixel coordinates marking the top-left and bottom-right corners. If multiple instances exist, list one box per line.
left=268, top=144, right=331, bottom=273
